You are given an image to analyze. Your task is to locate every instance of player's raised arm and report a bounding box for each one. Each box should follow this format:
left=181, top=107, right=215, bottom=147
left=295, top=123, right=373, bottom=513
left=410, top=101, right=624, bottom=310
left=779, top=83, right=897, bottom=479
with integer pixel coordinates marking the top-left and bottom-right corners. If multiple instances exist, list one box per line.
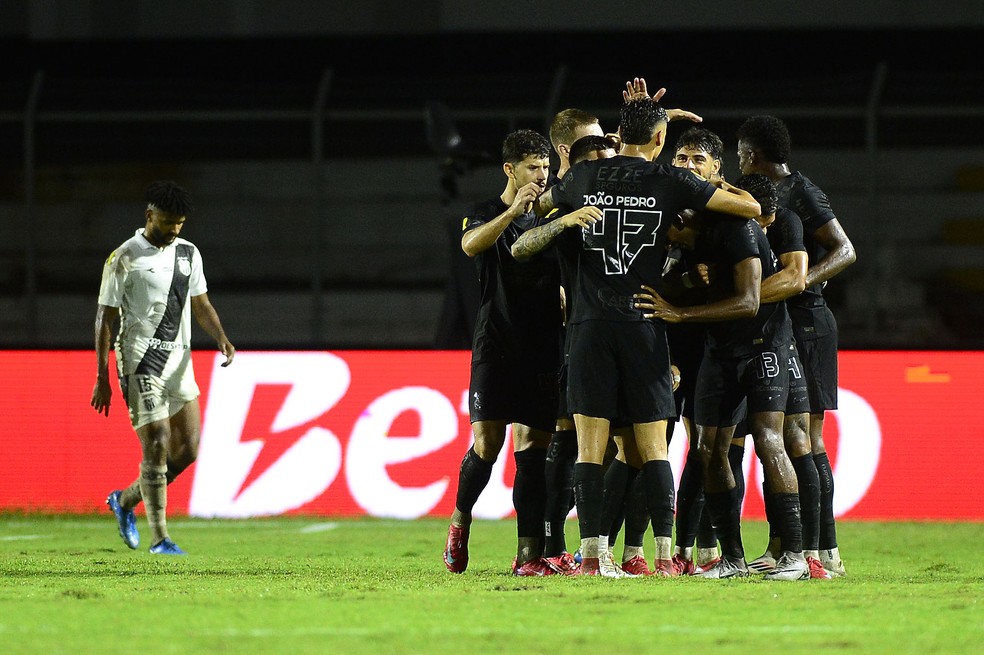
left=705, top=178, right=761, bottom=218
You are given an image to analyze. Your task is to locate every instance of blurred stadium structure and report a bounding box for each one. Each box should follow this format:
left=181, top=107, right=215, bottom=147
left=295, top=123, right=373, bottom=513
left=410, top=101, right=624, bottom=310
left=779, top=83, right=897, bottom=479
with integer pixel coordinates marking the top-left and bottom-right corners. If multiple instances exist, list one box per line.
left=1, top=1, right=983, bottom=349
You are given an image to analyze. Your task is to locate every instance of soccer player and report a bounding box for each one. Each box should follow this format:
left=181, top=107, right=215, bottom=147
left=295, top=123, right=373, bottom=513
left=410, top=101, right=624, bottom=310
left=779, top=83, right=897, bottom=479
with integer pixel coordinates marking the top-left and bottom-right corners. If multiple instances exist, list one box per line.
left=549, top=108, right=607, bottom=183
left=91, top=180, right=235, bottom=555
left=443, top=129, right=594, bottom=576
left=514, top=81, right=760, bottom=576
left=742, top=172, right=830, bottom=580
left=541, top=113, right=609, bottom=574
left=663, top=126, right=730, bottom=576
left=736, top=115, right=857, bottom=577
left=635, top=172, right=811, bottom=581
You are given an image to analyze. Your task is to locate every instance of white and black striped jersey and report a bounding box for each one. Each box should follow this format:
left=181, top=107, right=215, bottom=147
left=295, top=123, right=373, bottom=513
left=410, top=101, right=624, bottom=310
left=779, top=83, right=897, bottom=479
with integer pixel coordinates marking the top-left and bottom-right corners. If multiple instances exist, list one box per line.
left=98, top=229, right=207, bottom=378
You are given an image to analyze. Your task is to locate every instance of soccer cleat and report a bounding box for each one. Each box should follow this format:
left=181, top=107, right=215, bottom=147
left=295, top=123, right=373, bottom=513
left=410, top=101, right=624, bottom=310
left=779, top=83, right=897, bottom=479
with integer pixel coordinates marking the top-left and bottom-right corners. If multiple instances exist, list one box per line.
left=600, top=550, right=638, bottom=578
left=671, top=554, right=697, bottom=576
left=651, top=558, right=679, bottom=577
left=747, top=551, right=778, bottom=573
left=823, top=558, right=847, bottom=577
left=148, top=538, right=186, bottom=555
left=621, top=555, right=653, bottom=576
left=106, top=490, right=139, bottom=550
left=513, top=557, right=558, bottom=576
left=693, top=557, right=721, bottom=575
left=820, top=549, right=847, bottom=577
left=696, top=556, right=749, bottom=579
left=573, top=557, right=600, bottom=576
left=807, top=556, right=833, bottom=580
left=544, top=552, right=579, bottom=575
left=764, top=553, right=810, bottom=581
left=443, top=524, right=469, bottom=573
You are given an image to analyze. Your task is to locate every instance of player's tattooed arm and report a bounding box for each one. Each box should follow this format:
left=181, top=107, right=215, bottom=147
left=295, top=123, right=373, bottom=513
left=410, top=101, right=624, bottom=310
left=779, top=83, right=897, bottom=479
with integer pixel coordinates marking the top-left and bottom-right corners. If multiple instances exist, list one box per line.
left=512, top=206, right=603, bottom=261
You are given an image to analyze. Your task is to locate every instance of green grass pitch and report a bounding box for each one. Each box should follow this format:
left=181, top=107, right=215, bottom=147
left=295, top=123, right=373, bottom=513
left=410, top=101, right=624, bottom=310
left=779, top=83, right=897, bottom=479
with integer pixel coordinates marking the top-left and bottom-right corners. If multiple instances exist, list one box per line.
left=0, top=515, right=980, bottom=654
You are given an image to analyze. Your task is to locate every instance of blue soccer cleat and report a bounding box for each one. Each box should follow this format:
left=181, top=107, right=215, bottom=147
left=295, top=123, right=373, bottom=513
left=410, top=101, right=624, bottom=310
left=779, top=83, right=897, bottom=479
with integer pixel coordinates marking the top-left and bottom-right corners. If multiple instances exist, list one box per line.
left=106, top=490, right=139, bottom=549
left=149, top=538, right=187, bottom=555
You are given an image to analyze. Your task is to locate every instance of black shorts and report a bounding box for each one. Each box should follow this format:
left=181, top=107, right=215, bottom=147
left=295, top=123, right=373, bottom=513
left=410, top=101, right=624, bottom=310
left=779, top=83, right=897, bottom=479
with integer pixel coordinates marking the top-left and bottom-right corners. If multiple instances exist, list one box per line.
left=695, top=346, right=789, bottom=428
left=468, top=358, right=558, bottom=433
left=784, top=342, right=811, bottom=415
left=668, top=322, right=706, bottom=421
left=793, top=330, right=838, bottom=411
left=566, top=320, right=675, bottom=424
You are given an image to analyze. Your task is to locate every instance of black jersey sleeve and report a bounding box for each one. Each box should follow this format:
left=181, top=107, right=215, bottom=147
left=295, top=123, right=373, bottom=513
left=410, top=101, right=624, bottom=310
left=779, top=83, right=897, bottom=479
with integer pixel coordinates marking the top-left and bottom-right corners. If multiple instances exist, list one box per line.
left=722, top=218, right=761, bottom=265
left=769, top=207, right=806, bottom=257
left=668, top=166, right=716, bottom=212
left=783, top=174, right=836, bottom=236
left=463, top=198, right=500, bottom=234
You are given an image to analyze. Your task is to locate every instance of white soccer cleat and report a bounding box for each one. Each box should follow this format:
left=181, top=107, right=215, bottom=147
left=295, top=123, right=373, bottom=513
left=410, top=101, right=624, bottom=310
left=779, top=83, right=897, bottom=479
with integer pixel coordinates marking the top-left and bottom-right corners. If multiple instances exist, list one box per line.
left=696, top=556, right=749, bottom=579
left=764, top=553, right=810, bottom=581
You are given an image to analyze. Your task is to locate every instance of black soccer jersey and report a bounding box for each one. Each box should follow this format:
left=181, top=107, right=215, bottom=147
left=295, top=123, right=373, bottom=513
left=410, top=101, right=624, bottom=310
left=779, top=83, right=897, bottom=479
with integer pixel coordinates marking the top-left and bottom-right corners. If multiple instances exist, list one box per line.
left=775, top=171, right=836, bottom=309
left=463, top=197, right=562, bottom=365
left=548, top=156, right=715, bottom=324
left=695, top=213, right=792, bottom=358
left=767, top=206, right=806, bottom=260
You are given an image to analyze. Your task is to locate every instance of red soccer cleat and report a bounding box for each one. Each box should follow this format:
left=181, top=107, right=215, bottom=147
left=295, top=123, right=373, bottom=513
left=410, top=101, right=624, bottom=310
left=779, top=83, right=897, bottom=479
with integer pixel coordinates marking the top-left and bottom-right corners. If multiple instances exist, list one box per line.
left=652, top=558, right=679, bottom=577
left=544, top=552, right=579, bottom=575
left=620, top=555, right=653, bottom=576
left=807, top=556, right=833, bottom=580
left=671, top=554, right=697, bottom=576
left=573, top=557, right=601, bottom=576
left=513, top=557, right=559, bottom=576
left=443, top=524, right=469, bottom=573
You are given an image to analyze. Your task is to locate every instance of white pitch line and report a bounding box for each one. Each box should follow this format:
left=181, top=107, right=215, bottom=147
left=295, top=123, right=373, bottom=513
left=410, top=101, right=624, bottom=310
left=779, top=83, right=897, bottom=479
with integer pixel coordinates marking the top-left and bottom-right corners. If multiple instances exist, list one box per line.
left=0, top=534, right=47, bottom=541
left=299, top=522, right=338, bottom=533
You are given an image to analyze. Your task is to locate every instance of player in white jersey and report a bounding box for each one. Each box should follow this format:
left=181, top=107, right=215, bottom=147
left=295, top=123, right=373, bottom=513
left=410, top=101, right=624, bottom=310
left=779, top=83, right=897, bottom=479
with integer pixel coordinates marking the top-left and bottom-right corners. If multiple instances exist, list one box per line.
left=91, top=181, right=235, bottom=555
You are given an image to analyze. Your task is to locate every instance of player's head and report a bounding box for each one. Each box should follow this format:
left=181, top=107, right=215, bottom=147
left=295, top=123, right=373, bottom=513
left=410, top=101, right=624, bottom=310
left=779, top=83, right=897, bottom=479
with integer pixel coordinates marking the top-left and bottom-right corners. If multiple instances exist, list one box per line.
left=736, top=115, right=791, bottom=174
left=501, top=129, right=552, bottom=189
left=145, top=180, right=193, bottom=217
left=144, top=180, right=192, bottom=247
left=549, top=108, right=603, bottom=160
left=569, top=135, right=618, bottom=166
left=672, top=127, right=724, bottom=180
left=735, top=172, right=779, bottom=230
left=618, top=96, right=668, bottom=154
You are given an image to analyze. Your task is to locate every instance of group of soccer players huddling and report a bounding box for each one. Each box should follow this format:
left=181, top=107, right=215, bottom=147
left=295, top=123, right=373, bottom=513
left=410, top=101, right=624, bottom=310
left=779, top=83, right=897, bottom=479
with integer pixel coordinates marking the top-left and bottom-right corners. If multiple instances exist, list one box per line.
left=444, top=77, right=855, bottom=580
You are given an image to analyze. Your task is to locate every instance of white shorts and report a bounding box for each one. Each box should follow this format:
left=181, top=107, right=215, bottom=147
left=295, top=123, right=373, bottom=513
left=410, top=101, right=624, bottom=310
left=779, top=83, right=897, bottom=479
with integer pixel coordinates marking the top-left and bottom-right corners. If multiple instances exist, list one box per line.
left=121, top=365, right=200, bottom=429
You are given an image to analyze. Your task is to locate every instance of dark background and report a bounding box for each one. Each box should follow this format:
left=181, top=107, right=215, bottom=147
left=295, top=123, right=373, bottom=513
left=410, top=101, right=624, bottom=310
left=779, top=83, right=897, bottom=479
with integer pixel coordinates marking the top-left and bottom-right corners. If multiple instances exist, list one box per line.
left=2, top=2, right=982, bottom=349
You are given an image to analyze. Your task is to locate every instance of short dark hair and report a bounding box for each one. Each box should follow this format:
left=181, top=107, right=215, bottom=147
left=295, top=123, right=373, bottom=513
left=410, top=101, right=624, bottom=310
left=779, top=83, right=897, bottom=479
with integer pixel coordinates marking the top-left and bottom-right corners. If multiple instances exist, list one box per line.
left=569, top=135, right=617, bottom=165
left=501, top=129, right=552, bottom=165
left=736, top=115, right=791, bottom=165
left=618, top=97, right=667, bottom=146
left=549, top=108, right=600, bottom=150
left=145, top=180, right=193, bottom=216
left=735, top=173, right=779, bottom=216
left=674, top=127, right=724, bottom=163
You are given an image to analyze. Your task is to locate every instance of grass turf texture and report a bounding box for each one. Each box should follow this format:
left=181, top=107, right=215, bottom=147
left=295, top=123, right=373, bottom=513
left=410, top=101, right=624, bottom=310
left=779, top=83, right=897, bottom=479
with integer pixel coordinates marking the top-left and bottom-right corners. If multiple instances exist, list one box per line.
left=0, top=516, right=980, bottom=655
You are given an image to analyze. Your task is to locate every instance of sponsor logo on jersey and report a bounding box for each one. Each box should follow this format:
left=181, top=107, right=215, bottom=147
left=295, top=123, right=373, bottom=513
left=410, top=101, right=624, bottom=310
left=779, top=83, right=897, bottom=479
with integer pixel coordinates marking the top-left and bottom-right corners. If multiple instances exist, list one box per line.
left=147, top=338, right=188, bottom=351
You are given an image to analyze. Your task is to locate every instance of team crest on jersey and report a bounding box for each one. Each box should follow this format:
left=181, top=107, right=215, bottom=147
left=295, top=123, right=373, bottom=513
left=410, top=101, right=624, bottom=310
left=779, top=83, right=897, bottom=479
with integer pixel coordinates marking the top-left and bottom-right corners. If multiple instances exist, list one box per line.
left=177, top=256, right=192, bottom=276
